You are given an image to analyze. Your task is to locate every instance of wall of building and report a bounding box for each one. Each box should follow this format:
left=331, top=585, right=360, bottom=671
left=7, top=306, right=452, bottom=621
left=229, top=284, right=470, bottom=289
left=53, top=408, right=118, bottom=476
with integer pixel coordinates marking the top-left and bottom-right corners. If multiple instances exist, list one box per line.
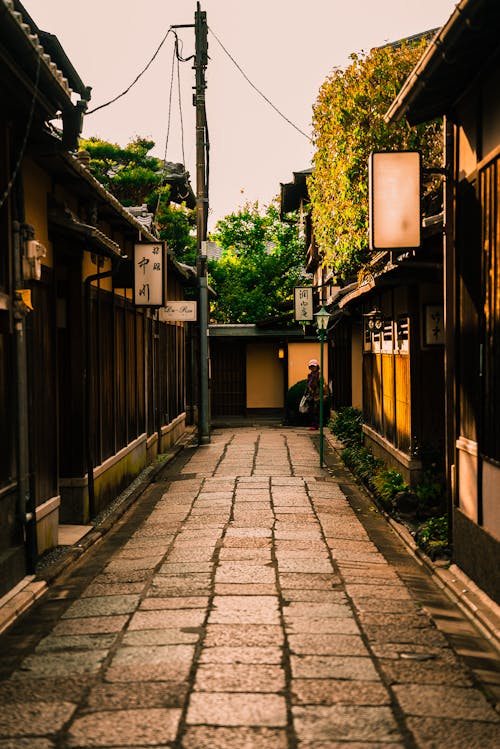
left=246, top=343, right=284, bottom=408
left=287, top=342, right=327, bottom=390
left=23, top=158, right=52, bottom=266
left=351, top=324, right=363, bottom=410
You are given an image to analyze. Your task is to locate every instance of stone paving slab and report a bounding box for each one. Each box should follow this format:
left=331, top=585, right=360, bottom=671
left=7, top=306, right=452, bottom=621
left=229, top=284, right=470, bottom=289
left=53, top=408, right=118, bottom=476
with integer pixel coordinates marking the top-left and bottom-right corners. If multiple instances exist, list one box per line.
left=0, top=425, right=499, bottom=749
left=186, top=692, right=288, bottom=727
left=194, top=663, right=286, bottom=692
left=293, top=704, right=402, bottom=742
left=67, top=707, right=181, bottom=746
left=181, top=725, right=288, bottom=749
left=291, top=678, right=392, bottom=706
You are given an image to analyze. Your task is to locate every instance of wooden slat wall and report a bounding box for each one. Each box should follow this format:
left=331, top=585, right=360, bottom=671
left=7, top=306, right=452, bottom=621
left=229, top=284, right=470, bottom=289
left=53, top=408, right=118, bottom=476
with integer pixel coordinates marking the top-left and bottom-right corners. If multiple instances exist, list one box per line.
left=28, top=272, right=58, bottom=504
left=382, top=354, right=395, bottom=442
left=480, top=158, right=500, bottom=461
left=363, top=321, right=411, bottom=454
left=395, top=354, right=411, bottom=451
left=211, top=340, right=246, bottom=417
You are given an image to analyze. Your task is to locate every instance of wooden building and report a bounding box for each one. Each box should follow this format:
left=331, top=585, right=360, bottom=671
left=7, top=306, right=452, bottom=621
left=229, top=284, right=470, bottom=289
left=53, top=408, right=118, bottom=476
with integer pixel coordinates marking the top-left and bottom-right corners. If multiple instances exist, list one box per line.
left=209, top=325, right=326, bottom=421
left=386, top=0, right=500, bottom=602
left=0, top=0, right=194, bottom=597
left=337, top=218, right=445, bottom=486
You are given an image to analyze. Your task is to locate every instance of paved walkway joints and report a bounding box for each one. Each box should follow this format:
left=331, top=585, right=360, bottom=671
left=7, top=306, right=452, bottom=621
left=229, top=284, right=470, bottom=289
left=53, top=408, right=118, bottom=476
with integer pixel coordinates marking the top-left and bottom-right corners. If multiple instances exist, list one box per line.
left=0, top=426, right=499, bottom=748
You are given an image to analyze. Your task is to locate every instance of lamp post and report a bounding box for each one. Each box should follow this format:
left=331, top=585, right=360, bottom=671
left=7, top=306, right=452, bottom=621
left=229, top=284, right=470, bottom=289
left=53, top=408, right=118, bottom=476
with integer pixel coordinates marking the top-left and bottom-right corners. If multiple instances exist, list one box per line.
left=314, top=306, right=329, bottom=467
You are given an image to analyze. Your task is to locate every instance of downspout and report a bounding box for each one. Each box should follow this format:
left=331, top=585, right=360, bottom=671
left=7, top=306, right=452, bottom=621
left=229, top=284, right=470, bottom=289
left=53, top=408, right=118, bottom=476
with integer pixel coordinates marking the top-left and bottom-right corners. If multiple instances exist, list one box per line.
left=84, top=268, right=112, bottom=520
left=12, top=220, right=38, bottom=571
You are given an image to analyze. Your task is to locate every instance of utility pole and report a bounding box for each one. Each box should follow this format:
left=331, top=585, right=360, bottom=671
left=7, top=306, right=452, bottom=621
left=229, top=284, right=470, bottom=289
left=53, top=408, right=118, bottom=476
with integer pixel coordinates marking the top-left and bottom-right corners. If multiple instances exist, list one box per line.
left=194, top=2, right=210, bottom=444
left=172, top=4, right=210, bottom=444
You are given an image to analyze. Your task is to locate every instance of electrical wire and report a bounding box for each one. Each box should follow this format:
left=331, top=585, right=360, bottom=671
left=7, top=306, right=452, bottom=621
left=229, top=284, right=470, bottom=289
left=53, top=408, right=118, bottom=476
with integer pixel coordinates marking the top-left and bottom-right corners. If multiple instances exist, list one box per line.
left=208, top=25, right=311, bottom=143
left=154, top=42, right=177, bottom=224
left=0, top=52, right=41, bottom=210
left=176, top=40, right=186, bottom=166
left=86, top=27, right=174, bottom=115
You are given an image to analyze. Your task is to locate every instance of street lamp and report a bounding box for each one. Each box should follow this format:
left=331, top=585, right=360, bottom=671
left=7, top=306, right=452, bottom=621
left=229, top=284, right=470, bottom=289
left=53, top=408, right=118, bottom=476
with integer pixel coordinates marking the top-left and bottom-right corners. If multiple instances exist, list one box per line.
left=314, top=306, right=329, bottom=467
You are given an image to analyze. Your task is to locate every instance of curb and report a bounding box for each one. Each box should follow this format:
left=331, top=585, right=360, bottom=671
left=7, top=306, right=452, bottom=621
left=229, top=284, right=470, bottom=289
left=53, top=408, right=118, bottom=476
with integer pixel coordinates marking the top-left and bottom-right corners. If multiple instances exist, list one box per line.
left=323, top=430, right=500, bottom=654
left=0, top=430, right=196, bottom=636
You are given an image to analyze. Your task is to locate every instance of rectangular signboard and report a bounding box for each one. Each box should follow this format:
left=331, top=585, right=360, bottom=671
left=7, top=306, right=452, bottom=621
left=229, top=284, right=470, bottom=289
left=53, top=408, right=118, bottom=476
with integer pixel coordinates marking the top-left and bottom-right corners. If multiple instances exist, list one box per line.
left=294, top=287, right=313, bottom=321
left=369, top=151, right=421, bottom=250
left=159, top=301, right=197, bottom=322
left=134, top=242, right=165, bottom=307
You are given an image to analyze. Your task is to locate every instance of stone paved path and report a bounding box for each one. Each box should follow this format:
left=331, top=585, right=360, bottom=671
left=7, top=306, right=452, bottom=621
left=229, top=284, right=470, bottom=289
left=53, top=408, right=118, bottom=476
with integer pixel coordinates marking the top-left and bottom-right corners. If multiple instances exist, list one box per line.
left=0, top=426, right=499, bottom=748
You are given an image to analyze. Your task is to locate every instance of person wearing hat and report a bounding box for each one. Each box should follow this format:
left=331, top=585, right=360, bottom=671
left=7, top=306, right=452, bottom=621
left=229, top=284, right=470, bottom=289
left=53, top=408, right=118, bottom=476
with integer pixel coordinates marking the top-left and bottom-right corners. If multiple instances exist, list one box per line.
left=305, top=358, right=320, bottom=430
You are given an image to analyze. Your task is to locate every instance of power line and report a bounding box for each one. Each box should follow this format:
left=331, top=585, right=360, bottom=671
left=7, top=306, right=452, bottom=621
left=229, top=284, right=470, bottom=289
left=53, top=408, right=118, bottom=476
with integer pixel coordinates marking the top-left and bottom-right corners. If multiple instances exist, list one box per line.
left=176, top=39, right=186, bottom=166
left=208, top=26, right=311, bottom=143
left=85, top=22, right=311, bottom=146
left=86, top=28, right=175, bottom=115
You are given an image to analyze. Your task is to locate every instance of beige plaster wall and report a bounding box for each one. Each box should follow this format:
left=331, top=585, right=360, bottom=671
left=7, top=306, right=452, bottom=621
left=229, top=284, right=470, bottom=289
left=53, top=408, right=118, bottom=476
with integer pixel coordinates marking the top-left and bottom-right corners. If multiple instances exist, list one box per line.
left=457, top=438, right=478, bottom=523
left=287, top=342, right=327, bottom=390
left=246, top=343, right=284, bottom=408
left=23, top=158, right=52, bottom=267
left=482, top=461, right=500, bottom=541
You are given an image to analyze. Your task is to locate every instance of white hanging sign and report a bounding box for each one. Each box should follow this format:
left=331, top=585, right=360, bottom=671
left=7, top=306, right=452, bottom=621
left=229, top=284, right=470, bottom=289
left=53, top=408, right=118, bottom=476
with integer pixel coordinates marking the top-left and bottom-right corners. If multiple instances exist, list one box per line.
left=159, top=301, right=197, bottom=322
left=134, top=242, right=165, bottom=307
left=369, top=151, right=421, bottom=250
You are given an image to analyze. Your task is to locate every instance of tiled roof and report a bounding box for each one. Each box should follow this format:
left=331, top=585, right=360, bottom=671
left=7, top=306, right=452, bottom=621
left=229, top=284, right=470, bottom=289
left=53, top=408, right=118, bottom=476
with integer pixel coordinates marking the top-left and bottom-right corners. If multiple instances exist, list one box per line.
left=4, top=0, right=74, bottom=100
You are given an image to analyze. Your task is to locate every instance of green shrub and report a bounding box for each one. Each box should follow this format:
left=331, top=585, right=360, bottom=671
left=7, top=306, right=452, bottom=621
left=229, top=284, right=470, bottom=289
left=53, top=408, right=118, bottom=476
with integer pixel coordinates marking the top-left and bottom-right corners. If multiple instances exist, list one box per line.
left=329, top=406, right=363, bottom=447
left=415, top=469, right=446, bottom=517
left=285, top=378, right=330, bottom=425
left=286, top=379, right=308, bottom=413
left=372, top=468, right=409, bottom=511
left=415, top=515, right=449, bottom=559
left=341, top=445, right=383, bottom=490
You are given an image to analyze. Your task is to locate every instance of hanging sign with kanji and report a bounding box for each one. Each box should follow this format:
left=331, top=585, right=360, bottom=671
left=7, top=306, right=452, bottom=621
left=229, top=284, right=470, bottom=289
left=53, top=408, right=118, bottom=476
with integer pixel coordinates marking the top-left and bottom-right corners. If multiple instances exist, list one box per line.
left=294, top=287, right=313, bottom=321
left=134, top=242, right=165, bottom=307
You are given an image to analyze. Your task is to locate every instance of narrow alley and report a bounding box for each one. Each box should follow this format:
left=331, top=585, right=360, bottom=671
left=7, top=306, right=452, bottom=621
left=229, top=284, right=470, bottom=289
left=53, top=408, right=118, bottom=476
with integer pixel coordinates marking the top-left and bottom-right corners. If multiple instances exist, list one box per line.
left=0, top=427, right=498, bottom=748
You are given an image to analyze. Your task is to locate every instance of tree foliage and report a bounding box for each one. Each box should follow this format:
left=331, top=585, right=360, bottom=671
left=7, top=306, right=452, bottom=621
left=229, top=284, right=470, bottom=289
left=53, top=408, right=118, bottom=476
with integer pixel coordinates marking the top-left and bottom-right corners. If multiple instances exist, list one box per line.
left=208, top=201, right=306, bottom=323
left=79, top=136, right=196, bottom=264
left=309, top=37, right=443, bottom=281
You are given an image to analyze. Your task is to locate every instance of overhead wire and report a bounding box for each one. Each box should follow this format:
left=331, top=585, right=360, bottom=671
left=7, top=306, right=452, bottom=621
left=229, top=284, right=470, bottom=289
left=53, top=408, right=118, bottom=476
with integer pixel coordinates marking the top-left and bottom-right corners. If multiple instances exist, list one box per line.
left=155, top=41, right=178, bottom=225
left=84, top=22, right=311, bottom=145
left=208, top=25, right=312, bottom=143
left=86, top=27, right=175, bottom=115
left=176, top=39, right=186, bottom=166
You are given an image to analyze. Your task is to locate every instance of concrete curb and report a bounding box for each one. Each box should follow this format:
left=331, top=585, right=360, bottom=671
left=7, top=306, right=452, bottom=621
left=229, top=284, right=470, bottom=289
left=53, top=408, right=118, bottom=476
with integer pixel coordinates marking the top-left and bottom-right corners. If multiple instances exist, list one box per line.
left=323, top=430, right=500, bottom=654
left=0, top=430, right=196, bottom=636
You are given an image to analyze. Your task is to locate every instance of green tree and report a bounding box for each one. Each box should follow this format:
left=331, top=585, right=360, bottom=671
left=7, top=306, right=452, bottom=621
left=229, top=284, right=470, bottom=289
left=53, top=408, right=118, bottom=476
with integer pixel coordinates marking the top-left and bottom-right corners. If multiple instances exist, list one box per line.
left=309, top=37, right=442, bottom=282
left=208, top=201, right=306, bottom=323
left=79, top=136, right=196, bottom=263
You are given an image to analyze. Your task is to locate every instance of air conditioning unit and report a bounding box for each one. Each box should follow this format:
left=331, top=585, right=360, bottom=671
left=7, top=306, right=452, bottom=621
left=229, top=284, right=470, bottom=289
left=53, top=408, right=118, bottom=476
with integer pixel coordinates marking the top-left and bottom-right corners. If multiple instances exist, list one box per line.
left=26, top=240, right=47, bottom=260
left=23, top=240, right=47, bottom=281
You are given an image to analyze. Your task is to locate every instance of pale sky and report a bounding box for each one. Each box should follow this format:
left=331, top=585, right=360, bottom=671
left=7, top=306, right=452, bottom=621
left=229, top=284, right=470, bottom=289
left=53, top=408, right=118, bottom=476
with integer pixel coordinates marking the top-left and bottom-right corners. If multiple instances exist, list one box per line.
left=26, top=0, right=457, bottom=229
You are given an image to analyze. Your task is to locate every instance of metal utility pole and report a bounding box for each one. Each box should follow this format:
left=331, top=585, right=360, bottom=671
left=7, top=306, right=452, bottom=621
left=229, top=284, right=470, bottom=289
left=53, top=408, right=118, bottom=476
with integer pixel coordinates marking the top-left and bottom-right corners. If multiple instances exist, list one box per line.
left=194, top=2, right=210, bottom=444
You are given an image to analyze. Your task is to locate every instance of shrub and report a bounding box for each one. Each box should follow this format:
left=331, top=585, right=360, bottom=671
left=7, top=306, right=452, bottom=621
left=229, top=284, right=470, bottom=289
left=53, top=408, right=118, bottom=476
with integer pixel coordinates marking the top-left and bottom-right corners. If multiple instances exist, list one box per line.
left=341, top=445, right=383, bottom=491
left=329, top=406, right=363, bottom=447
left=285, top=378, right=330, bottom=425
left=415, top=515, right=449, bottom=559
left=372, top=468, right=409, bottom=511
left=414, top=469, right=446, bottom=517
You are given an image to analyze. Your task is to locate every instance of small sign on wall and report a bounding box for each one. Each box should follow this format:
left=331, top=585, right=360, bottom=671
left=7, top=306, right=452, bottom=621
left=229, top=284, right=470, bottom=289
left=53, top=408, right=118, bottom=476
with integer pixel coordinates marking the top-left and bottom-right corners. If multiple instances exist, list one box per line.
left=294, top=287, right=313, bottom=321
left=134, top=242, right=165, bottom=307
left=159, top=301, right=197, bottom=322
left=424, top=304, right=444, bottom=345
